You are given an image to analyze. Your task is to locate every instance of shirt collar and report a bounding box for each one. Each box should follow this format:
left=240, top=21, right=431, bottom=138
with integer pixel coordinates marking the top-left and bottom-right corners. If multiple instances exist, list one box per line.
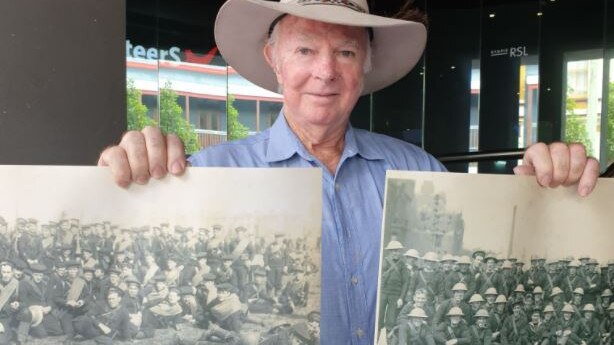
left=265, top=110, right=385, bottom=163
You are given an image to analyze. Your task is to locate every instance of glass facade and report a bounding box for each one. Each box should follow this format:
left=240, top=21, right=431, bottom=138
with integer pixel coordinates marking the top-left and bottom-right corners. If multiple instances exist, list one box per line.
left=126, top=0, right=614, bottom=172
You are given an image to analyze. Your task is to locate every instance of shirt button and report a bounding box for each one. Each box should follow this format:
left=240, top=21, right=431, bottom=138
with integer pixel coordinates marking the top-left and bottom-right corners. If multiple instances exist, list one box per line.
left=335, top=183, right=340, bottom=191
left=356, top=328, right=365, bottom=338
left=351, top=276, right=358, bottom=285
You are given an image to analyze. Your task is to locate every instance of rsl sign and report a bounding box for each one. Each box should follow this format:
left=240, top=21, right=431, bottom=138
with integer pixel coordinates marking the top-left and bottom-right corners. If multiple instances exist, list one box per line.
left=490, top=46, right=529, bottom=58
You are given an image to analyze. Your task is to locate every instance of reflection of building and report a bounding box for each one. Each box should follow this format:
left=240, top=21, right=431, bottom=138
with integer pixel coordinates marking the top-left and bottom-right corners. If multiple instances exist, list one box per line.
left=384, top=180, right=464, bottom=254
left=127, top=57, right=283, bottom=149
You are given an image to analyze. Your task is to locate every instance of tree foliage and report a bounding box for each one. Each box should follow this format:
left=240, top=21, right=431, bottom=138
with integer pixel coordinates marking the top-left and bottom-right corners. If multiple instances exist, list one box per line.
left=564, top=87, right=593, bottom=156
left=127, top=80, right=156, bottom=131
left=159, top=82, right=200, bottom=154
left=226, top=94, right=249, bottom=141
left=607, top=82, right=614, bottom=162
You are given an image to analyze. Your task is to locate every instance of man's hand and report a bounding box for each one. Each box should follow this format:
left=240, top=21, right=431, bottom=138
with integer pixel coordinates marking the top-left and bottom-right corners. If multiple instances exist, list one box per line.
left=98, top=126, right=187, bottom=187
left=514, top=142, right=599, bottom=197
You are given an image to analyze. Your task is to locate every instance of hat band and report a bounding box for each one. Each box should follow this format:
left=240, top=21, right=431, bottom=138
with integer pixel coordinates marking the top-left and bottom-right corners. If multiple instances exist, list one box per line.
left=296, top=0, right=367, bottom=14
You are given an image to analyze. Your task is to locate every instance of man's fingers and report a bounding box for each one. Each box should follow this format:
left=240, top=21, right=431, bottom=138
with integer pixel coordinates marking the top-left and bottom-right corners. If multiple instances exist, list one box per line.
left=577, top=157, right=600, bottom=197
left=512, top=165, right=535, bottom=176
left=522, top=143, right=553, bottom=187
left=98, top=146, right=131, bottom=188
left=564, top=143, right=587, bottom=186
left=548, top=142, right=570, bottom=187
left=142, top=126, right=167, bottom=179
left=166, top=134, right=187, bottom=175
left=119, top=131, right=150, bottom=185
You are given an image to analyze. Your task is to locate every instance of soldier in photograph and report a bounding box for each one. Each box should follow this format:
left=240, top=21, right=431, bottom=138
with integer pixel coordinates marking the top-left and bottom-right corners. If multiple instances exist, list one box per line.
left=379, top=240, right=411, bottom=332
left=554, top=303, right=582, bottom=344
left=468, top=309, right=492, bottom=345
left=394, top=307, right=435, bottom=345
left=490, top=295, right=508, bottom=342
left=433, top=282, right=471, bottom=327
left=500, top=300, right=529, bottom=344
left=71, top=289, right=136, bottom=344
left=444, top=256, right=475, bottom=300
left=0, top=261, right=21, bottom=345
left=433, top=306, right=471, bottom=344
left=600, top=302, right=614, bottom=345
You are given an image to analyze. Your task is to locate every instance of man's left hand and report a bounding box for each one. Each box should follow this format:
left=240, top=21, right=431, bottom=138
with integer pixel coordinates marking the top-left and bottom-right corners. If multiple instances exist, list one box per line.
left=514, top=142, right=599, bottom=197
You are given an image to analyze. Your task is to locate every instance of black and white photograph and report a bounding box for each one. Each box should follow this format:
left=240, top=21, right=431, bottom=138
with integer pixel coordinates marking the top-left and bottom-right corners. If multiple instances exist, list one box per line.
left=0, top=166, right=322, bottom=345
left=375, top=171, right=614, bottom=345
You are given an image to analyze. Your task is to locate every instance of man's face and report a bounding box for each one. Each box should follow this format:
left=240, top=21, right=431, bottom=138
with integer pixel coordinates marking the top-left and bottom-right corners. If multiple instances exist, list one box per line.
left=563, top=312, right=572, bottom=321
left=67, top=267, right=79, bottom=278
left=168, top=291, right=180, bottom=304
left=32, top=272, right=44, bottom=283
left=450, top=316, right=461, bottom=326
left=453, top=291, right=464, bottom=303
left=531, top=313, right=540, bottom=324
left=513, top=305, right=521, bottom=317
left=265, top=16, right=367, bottom=133
left=1, top=265, right=12, bottom=283
left=476, top=318, right=487, bottom=328
left=413, top=293, right=427, bottom=307
left=107, top=292, right=121, bottom=309
left=544, top=312, right=552, bottom=321
left=128, top=284, right=139, bottom=297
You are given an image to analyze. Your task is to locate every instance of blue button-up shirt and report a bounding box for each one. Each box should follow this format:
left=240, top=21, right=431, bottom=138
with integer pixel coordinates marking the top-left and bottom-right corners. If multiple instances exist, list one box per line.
left=189, top=113, right=445, bottom=344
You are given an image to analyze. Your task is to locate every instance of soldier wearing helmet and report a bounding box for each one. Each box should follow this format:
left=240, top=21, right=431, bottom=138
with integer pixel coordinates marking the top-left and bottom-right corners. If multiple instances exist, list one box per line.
left=378, top=240, right=410, bottom=333
left=572, top=304, right=600, bottom=345
left=469, top=309, right=492, bottom=345
left=554, top=303, right=582, bottom=344
left=433, top=307, right=471, bottom=344
left=443, top=256, right=475, bottom=301
left=600, top=302, right=614, bottom=345
left=396, top=307, right=436, bottom=345
left=490, top=295, right=508, bottom=341
left=432, top=283, right=471, bottom=327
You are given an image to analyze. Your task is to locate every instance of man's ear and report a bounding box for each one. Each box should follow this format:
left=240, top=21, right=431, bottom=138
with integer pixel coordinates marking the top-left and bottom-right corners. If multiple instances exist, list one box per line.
left=263, top=44, right=283, bottom=84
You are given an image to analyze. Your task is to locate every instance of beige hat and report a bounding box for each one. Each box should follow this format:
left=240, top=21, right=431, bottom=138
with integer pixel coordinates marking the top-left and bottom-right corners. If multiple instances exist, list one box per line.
left=452, top=282, right=468, bottom=291
left=475, top=309, right=489, bottom=318
left=384, top=240, right=404, bottom=250
left=214, top=0, right=427, bottom=95
left=469, top=294, right=485, bottom=304
left=403, top=248, right=420, bottom=258
left=495, top=295, right=507, bottom=304
left=447, top=306, right=464, bottom=317
left=408, top=307, right=428, bottom=318
left=582, top=304, right=595, bottom=312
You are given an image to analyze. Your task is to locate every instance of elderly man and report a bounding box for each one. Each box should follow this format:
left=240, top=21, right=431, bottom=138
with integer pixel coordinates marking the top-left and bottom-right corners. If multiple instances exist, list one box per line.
left=98, top=0, right=599, bottom=343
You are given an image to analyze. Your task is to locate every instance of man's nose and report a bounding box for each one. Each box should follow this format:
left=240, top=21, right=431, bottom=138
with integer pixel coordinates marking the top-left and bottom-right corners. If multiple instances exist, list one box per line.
left=313, top=53, right=338, bottom=82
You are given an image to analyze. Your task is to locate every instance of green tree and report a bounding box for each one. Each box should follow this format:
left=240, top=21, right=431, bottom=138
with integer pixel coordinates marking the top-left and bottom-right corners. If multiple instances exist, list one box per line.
left=159, top=81, right=200, bottom=154
left=564, top=87, right=593, bottom=156
left=126, top=79, right=156, bottom=131
left=607, top=82, right=614, bottom=162
left=226, top=94, right=249, bottom=141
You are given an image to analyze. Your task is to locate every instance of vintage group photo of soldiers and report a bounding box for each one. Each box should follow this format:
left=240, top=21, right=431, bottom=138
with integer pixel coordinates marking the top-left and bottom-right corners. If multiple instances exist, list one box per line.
left=0, top=215, right=321, bottom=345
left=377, top=241, right=614, bottom=345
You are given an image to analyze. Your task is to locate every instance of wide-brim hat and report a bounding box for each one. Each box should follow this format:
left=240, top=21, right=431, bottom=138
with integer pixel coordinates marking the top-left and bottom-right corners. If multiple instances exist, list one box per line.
left=214, top=0, right=427, bottom=96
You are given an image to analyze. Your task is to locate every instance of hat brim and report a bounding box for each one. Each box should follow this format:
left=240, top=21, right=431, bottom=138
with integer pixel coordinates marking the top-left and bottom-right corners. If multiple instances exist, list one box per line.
left=214, top=0, right=426, bottom=95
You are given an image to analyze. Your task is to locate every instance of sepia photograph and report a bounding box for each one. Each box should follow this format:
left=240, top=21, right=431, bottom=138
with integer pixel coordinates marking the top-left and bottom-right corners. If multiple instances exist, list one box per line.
left=0, top=166, right=322, bottom=345
left=375, top=171, right=614, bottom=345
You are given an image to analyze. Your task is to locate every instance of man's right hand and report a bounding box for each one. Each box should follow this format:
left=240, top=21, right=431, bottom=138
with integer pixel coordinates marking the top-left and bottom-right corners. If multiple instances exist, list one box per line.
left=98, top=126, right=187, bottom=187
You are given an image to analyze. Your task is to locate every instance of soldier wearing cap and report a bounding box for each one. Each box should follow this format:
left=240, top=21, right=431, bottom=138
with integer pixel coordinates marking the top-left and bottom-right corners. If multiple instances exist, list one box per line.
left=497, top=260, right=516, bottom=297
left=204, top=283, right=245, bottom=341
left=572, top=304, right=600, bottom=345
left=379, top=240, right=410, bottom=332
left=178, top=285, right=209, bottom=329
left=475, top=254, right=502, bottom=296
left=540, top=304, right=558, bottom=344
left=525, top=255, right=547, bottom=292
left=265, top=241, right=287, bottom=295
left=583, top=260, right=602, bottom=305
left=0, top=261, right=20, bottom=344
left=395, top=307, right=435, bottom=345
left=139, top=287, right=184, bottom=339
left=472, top=251, right=486, bottom=275
left=278, top=266, right=309, bottom=314
left=500, top=300, right=529, bottom=344
left=123, top=278, right=143, bottom=314
left=526, top=308, right=547, bottom=344
left=468, top=309, right=492, bottom=345
left=17, top=263, right=60, bottom=343
left=217, top=254, right=239, bottom=288
left=71, top=289, right=137, bottom=344
left=259, top=321, right=318, bottom=345
left=434, top=306, right=471, bottom=344
left=243, top=267, right=276, bottom=314
left=532, top=286, right=545, bottom=314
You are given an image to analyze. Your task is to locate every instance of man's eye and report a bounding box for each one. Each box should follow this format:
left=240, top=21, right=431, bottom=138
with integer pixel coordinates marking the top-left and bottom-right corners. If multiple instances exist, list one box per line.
left=297, top=48, right=312, bottom=55
left=340, top=50, right=356, bottom=58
